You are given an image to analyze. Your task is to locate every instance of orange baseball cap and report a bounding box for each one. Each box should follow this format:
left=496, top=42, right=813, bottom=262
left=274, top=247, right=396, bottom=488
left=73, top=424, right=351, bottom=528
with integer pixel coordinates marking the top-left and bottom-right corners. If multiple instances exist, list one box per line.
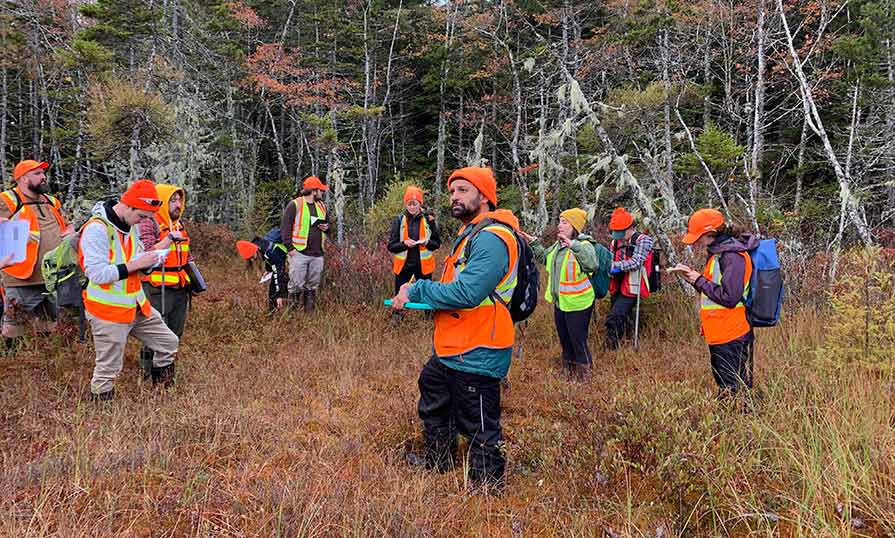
left=448, top=167, right=497, bottom=206
left=303, top=176, right=328, bottom=191
left=121, top=179, right=162, bottom=212
left=236, top=240, right=260, bottom=260
left=608, top=207, right=634, bottom=231
left=683, top=208, right=725, bottom=244
left=13, top=160, right=49, bottom=181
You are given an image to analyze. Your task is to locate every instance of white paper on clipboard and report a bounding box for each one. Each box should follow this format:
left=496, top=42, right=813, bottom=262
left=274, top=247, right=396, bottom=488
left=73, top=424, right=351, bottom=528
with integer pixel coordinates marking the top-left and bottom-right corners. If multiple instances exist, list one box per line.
left=0, top=220, right=29, bottom=264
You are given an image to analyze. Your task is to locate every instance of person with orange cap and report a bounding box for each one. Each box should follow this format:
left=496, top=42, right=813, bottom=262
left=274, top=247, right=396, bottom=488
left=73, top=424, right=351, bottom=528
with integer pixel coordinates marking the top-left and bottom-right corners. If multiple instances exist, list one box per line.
left=519, top=208, right=598, bottom=380
left=387, top=186, right=441, bottom=298
left=605, top=207, right=654, bottom=350
left=0, top=159, right=73, bottom=353
left=280, top=176, right=329, bottom=312
left=136, top=184, right=192, bottom=378
left=235, top=227, right=289, bottom=312
left=669, top=209, right=759, bottom=399
left=79, top=179, right=179, bottom=401
left=392, top=166, right=520, bottom=491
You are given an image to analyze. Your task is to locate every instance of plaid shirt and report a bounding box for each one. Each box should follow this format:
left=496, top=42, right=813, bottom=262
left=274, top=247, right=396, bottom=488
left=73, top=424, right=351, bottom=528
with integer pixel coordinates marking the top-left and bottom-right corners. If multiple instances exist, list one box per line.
left=612, top=233, right=653, bottom=272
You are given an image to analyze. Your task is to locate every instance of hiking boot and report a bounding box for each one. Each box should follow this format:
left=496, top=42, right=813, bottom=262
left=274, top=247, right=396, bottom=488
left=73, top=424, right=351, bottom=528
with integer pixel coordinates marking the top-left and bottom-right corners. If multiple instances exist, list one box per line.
left=89, top=389, right=115, bottom=402
left=405, top=450, right=454, bottom=473
left=303, top=290, right=316, bottom=313
left=151, top=363, right=176, bottom=389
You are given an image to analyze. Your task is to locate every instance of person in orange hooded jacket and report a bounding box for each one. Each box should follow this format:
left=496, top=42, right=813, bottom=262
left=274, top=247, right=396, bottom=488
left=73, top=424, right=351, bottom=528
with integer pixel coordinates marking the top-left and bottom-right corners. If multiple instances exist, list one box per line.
left=392, top=167, right=520, bottom=491
left=137, top=184, right=192, bottom=378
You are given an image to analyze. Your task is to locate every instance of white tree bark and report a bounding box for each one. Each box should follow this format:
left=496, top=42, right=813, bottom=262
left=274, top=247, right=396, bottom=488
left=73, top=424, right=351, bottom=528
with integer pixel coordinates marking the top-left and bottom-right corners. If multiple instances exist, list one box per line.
left=749, top=0, right=768, bottom=231
left=777, top=0, right=872, bottom=245
left=433, top=1, right=459, bottom=201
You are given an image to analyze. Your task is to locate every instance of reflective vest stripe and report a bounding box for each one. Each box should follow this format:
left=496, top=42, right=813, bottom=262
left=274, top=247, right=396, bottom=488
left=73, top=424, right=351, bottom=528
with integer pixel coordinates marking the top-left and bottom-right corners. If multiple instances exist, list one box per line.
left=146, top=222, right=191, bottom=287
left=291, top=200, right=326, bottom=251
left=698, top=253, right=753, bottom=345
left=0, top=188, right=66, bottom=280
left=393, top=215, right=435, bottom=275
left=80, top=217, right=150, bottom=323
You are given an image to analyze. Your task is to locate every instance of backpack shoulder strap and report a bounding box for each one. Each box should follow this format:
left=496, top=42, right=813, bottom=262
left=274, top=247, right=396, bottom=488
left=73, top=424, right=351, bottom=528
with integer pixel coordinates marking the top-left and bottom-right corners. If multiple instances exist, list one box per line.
left=1, top=189, right=24, bottom=218
left=459, top=217, right=497, bottom=263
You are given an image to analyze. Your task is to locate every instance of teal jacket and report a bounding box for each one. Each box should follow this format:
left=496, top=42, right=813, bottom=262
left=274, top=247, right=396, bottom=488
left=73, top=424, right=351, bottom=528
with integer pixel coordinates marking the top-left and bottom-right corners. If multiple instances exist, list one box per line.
left=409, top=223, right=513, bottom=379
left=530, top=234, right=598, bottom=305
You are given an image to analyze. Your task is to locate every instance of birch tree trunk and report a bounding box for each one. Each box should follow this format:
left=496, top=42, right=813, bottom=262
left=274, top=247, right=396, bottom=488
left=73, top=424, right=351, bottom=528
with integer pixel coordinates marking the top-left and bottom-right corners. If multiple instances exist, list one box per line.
left=535, top=77, right=549, bottom=233
left=434, top=1, right=459, bottom=201
left=749, top=0, right=768, bottom=229
left=660, top=26, right=683, bottom=228
left=794, top=114, right=808, bottom=213
left=777, top=0, right=872, bottom=245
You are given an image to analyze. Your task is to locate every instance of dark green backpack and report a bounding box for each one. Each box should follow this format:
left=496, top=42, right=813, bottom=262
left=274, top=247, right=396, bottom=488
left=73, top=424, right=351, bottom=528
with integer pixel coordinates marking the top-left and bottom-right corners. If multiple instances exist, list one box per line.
left=41, top=232, right=85, bottom=308
left=584, top=239, right=613, bottom=299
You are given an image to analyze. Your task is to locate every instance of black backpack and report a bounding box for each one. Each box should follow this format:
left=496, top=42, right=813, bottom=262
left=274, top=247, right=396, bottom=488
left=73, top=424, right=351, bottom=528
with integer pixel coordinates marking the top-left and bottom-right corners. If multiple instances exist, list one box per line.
left=461, top=218, right=539, bottom=323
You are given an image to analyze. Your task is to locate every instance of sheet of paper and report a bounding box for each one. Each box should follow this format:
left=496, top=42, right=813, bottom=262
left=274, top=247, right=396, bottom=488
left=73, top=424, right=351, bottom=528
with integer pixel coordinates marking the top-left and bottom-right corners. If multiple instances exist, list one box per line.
left=259, top=272, right=272, bottom=284
left=0, top=220, right=29, bottom=264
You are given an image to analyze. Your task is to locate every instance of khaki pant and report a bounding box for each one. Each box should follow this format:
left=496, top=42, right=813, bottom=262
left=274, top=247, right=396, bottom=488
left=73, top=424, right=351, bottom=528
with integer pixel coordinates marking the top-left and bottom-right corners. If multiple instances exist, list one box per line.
left=288, top=252, right=324, bottom=293
left=87, top=308, right=178, bottom=394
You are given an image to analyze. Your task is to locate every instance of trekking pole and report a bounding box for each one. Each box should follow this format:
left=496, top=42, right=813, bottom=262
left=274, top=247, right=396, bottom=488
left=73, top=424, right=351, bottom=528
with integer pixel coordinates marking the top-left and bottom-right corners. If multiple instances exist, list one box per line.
left=160, top=258, right=166, bottom=324
left=633, top=269, right=642, bottom=350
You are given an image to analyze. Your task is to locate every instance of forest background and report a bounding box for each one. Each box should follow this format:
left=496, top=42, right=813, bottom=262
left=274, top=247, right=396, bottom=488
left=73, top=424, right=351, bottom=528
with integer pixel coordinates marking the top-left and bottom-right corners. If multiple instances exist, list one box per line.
left=2, top=0, right=895, bottom=536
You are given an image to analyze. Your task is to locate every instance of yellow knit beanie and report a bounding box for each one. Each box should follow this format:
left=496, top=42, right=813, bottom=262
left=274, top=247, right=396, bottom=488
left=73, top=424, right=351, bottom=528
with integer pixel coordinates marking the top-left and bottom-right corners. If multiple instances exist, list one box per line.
left=560, top=208, right=587, bottom=233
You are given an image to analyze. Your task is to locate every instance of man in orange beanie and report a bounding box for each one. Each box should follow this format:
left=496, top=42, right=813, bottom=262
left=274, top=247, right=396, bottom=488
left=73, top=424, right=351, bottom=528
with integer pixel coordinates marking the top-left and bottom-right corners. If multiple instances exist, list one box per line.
left=0, top=159, right=73, bottom=354
left=280, top=176, right=329, bottom=312
left=79, top=180, right=179, bottom=400
left=387, top=186, right=441, bottom=310
left=605, top=207, right=654, bottom=350
left=391, top=166, right=519, bottom=491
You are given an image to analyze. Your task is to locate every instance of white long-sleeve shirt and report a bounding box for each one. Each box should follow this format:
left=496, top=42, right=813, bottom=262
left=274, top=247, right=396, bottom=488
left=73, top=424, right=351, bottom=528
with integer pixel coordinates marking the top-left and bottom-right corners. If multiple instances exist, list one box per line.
left=80, top=201, right=143, bottom=285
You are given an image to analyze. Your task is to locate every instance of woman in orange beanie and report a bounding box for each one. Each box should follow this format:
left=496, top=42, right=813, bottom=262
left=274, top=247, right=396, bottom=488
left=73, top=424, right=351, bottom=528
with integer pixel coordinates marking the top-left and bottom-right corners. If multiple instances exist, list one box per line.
left=387, top=186, right=441, bottom=297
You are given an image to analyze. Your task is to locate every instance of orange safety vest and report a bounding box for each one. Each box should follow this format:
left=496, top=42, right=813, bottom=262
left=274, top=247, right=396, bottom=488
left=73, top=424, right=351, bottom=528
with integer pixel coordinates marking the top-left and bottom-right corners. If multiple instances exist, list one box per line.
left=699, top=253, right=753, bottom=345
left=392, top=214, right=435, bottom=275
left=0, top=188, right=66, bottom=280
left=144, top=220, right=191, bottom=287
left=433, top=212, right=519, bottom=358
left=291, top=199, right=326, bottom=252
left=79, top=217, right=151, bottom=323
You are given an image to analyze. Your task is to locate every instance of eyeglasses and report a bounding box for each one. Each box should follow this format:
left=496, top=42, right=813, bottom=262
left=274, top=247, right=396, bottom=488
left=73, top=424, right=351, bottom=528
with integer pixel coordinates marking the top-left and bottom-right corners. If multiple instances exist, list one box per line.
left=138, top=197, right=163, bottom=207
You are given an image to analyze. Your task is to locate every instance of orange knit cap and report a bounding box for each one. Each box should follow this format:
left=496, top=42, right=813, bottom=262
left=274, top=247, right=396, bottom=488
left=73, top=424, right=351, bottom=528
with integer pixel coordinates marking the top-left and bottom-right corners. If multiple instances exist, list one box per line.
left=121, top=179, right=162, bottom=212
left=448, top=167, right=497, bottom=206
left=404, top=186, right=423, bottom=204
left=608, top=207, right=634, bottom=231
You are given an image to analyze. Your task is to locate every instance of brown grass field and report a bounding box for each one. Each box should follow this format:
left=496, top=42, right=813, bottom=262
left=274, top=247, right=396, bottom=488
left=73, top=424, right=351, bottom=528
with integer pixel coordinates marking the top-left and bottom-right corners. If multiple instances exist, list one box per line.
left=1, top=224, right=893, bottom=537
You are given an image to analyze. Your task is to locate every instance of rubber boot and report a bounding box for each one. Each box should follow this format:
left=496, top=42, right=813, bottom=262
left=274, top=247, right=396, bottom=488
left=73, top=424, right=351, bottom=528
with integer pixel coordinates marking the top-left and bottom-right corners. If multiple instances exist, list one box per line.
left=289, top=291, right=304, bottom=311
left=89, top=389, right=115, bottom=402
left=575, top=363, right=592, bottom=383
left=303, top=289, right=316, bottom=313
left=3, top=337, right=22, bottom=357
left=138, top=348, right=154, bottom=380
left=151, top=363, right=176, bottom=389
